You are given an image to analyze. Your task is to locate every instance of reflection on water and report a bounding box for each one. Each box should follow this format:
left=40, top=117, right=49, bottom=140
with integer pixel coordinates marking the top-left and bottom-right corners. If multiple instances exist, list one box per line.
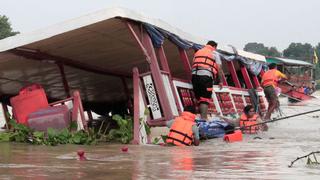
left=0, top=105, right=320, bottom=179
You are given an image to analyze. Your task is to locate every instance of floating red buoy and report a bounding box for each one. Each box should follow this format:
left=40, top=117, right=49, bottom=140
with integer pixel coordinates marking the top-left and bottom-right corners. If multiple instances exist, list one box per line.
left=121, top=146, right=128, bottom=152
left=77, top=150, right=87, bottom=160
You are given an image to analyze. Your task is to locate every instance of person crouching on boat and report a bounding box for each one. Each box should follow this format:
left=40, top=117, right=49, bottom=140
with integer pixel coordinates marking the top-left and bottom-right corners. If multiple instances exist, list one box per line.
left=261, top=63, right=287, bottom=120
left=191, top=41, right=223, bottom=120
left=239, top=105, right=266, bottom=133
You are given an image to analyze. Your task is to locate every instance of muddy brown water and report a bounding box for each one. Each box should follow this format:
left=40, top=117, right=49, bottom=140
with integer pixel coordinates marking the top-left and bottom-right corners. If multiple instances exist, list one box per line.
left=0, top=100, right=320, bottom=179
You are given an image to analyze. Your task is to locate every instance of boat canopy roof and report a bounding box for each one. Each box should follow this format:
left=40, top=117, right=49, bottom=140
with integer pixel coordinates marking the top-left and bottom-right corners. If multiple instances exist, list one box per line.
left=266, top=57, right=314, bottom=67
left=0, top=7, right=265, bottom=104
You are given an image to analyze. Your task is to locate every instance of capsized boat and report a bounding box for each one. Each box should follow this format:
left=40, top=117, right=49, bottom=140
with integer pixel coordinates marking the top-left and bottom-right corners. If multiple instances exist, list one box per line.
left=0, top=7, right=272, bottom=144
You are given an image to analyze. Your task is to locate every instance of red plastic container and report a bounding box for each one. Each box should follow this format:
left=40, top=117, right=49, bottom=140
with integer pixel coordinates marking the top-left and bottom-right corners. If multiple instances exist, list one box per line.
left=27, top=105, right=70, bottom=132
left=10, top=84, right=49, bottom=125
left=223, top=130, right=243, bottom=142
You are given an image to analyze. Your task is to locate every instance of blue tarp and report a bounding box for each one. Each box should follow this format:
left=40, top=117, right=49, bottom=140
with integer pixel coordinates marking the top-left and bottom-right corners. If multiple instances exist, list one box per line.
left=196, top=118, right=230, bottom=139
left=143, top=23, right=203, bottom=50
left=143, top=23, right=264, bottom=75
left=221, top=54, right=263, bottom=76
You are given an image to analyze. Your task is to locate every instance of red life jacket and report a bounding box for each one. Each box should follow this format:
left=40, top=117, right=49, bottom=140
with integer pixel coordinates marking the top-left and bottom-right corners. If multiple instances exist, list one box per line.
left=239, top=113, right=259, bottom=134
left=166, top=112, right=196, bottom=146
left=192, top=45, right=218, bottom=77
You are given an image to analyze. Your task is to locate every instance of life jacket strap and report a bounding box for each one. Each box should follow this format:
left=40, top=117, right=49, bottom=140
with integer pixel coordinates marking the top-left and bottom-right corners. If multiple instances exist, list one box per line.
left=169, top=129, right=193, bottom=141
left=166, top=136, right=191, bottom=146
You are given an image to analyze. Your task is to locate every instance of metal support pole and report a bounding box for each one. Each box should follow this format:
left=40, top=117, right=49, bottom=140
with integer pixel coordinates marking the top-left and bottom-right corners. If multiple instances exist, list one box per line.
left=132, top=67, right=140, bottom=144
left=227, top=61, right=241, bottom=88
left=157, top=46, right=182, bottom=113
left=253, top=75, right=261, bottom=88
left=158, top=46, right=171, bottom=72
left=240, top=64, right=254, bottom=89
left=127, top=22, right=174, bottom=120
left=57, top=63, right=71, bottom=97
left=220, top=70, right=228, bottom=86
left=178, top=48, right=192, bottom=80
left=72, top=90, right=87, bottom=130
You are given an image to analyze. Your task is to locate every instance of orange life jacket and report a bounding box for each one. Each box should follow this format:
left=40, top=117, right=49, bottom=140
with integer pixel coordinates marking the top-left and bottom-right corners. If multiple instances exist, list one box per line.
left=166, top=112, right=196, bottom=146
left=239, top=113, right=259, bottom=134
left=192, top=45, right=218, bottom=77
left=261, top=69, right=279, bottom=87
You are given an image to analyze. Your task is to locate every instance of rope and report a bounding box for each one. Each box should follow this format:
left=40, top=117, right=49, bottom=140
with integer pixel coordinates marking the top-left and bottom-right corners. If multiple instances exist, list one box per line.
left=233, top=108, right=320, bottom=131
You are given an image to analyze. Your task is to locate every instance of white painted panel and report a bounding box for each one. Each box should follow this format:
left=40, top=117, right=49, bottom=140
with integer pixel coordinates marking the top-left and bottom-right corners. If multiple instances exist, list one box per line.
left=0, top=103, right=6, bottom=131
left=139, top=88, right=148, bottom=144
left=143, top=75, right=162, bottom=119
left=161, top=74, right=179, bottom=116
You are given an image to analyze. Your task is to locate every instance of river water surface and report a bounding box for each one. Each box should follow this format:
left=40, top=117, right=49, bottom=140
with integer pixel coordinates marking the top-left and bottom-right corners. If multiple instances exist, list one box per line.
left=0, top=98, right=320, bottom=179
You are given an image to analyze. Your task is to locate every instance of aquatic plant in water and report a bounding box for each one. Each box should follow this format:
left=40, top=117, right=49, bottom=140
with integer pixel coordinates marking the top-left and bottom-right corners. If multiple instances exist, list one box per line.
left=108, top=115, right=133, bottom=144
left=0, top=118, right=97, bottom=146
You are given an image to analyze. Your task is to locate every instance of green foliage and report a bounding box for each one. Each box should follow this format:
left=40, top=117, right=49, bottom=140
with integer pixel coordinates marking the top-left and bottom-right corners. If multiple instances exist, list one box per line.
left=0, top=133, right=13, bottom=142
left=0, top=15, right=19, bottom=40
left=152, top=137, right=160, bottom=144
left=9, top=119, right=32, bottom=143
left=108, top=115, right=133, bottom=144
left=143, top=121, right=151, bottom=135
left=245, top=41, right=320, bottom=81
left=0, top=118, right=96, bottom=146
left=283, top=43, right=313, bottom=60
left=161, top=135, right=168, bottom=142
left=244, top=42, right=281, bottom=57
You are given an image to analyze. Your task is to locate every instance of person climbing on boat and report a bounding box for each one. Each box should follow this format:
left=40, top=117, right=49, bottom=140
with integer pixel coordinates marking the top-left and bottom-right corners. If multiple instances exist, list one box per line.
left=239, top=105, right=266, bottom=133
left=261, top=63, right=287, bottom=120
left=191, top=41, right=223, bottom=120
left=147, top=106, right=200, bottom=146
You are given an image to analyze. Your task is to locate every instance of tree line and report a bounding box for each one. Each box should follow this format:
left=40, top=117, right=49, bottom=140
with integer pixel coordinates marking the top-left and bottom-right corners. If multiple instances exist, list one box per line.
left=0, top=15, right=19, bottom=40
left=244, top=42, right=320, bottom=79
left=244, top=42, right=319, bottom=63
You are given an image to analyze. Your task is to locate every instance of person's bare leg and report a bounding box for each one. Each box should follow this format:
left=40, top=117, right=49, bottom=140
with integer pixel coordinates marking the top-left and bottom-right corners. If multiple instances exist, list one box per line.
left=264, top=99, right=277, bottom=120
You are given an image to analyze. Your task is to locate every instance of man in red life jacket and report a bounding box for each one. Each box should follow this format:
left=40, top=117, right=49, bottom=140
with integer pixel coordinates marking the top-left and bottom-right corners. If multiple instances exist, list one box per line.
left=261, top=63, right=287, bottom=120
left=192, top=41, right=223, bottom=120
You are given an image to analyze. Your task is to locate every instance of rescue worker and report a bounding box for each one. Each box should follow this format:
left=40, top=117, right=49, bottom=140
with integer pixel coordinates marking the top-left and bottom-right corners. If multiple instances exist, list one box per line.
left=166, top=110, right=200, bottom=146
left=261, top=63, right=287, bottom=120
left=147, top=106, right=200, bottom=146
left=239, top=105, right=265, bottom=133
left=191, top=41, right=223, bottom=120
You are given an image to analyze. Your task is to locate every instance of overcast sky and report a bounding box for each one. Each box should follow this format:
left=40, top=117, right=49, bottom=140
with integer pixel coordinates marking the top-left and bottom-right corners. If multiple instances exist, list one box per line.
left=1, top=0, right=319, bottom=50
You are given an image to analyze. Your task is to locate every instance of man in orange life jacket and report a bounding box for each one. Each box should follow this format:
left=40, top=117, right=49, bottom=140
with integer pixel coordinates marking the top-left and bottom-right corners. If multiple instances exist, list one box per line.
left=239, top=105, right=265, bottom=133
left=148, top=107, right=200, bottom=146
left=192, top=41, right=223, bottom=120
left=165, top=110, right=200, bottom=146
left=261, top=63, right=287, bottom=120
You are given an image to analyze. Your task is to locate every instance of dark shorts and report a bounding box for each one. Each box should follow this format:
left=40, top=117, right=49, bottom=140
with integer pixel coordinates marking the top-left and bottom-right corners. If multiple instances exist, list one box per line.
left=192, top=75, right=214, bottom=103
left=263, top=85, right=278, bottom=103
